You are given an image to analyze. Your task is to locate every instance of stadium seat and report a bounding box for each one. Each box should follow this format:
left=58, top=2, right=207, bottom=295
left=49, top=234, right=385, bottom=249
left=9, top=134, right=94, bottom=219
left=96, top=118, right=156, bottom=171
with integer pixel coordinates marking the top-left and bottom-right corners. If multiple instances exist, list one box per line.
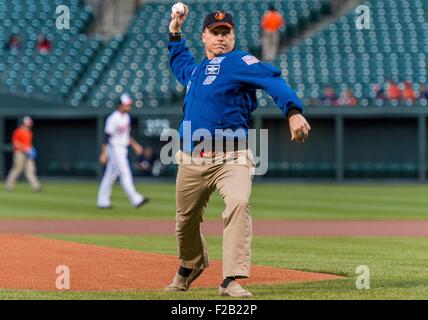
left=0, top=0, right=96, bottom=101
left=275, top=0, right=428, bottom=107
left=76, top=0, right=327, bottom=108
left=2, top=0, right=426, bottom=110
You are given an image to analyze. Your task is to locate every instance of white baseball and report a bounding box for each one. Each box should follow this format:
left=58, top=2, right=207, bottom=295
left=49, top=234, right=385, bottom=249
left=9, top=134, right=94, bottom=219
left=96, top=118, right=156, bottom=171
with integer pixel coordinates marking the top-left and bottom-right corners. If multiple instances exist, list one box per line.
left=172, top=2, right=185, bottom=16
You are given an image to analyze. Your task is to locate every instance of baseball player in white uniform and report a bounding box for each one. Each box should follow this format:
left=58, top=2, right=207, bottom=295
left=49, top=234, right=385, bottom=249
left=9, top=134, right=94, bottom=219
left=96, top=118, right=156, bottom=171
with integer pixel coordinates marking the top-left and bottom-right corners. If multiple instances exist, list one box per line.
left=97, top=94, right=150, bottom=209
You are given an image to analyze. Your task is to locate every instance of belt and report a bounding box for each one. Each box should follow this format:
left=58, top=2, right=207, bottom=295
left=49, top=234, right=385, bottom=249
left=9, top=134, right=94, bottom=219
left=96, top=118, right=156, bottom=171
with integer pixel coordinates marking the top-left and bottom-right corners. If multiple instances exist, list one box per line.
left=180, top=139, right=248, bottom=155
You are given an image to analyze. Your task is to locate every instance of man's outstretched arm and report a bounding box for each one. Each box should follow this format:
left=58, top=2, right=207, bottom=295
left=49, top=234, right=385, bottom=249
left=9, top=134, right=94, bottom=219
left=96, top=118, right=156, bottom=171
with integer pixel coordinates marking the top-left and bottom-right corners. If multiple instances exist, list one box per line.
left=168, top=4, right=197, bottom=86
left=233, top=56, right=311, bottom=143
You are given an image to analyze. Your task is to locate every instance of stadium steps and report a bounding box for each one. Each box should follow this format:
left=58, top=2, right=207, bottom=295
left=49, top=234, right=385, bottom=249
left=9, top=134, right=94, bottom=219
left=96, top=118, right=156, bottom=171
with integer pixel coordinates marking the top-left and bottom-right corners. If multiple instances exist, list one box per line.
left=97, top=0, right=139, bottom=39
left=284, top=0, right=366, bottom=49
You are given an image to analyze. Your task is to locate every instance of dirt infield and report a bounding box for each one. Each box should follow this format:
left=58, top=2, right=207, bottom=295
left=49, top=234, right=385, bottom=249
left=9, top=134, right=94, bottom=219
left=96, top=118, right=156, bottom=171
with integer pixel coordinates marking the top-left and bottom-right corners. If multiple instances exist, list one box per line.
left=1, top=219, right=428, bottom=236
left=0, top=234, right=342, bottom=291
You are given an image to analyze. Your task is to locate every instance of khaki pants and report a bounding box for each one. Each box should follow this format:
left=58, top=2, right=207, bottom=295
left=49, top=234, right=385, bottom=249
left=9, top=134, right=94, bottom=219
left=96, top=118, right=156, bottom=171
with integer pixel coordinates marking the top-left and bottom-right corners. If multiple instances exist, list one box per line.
left=262, top=31, right=280, bottom=62
left=175, top=149, right=255, bottom=279
left=6, top=151, right=41, bottom=191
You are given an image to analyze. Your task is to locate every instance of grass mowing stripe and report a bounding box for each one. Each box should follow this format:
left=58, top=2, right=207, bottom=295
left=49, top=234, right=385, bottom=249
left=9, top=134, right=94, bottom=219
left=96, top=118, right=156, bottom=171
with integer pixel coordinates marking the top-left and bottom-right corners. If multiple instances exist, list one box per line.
left=1, top=182, right=427, bottom=220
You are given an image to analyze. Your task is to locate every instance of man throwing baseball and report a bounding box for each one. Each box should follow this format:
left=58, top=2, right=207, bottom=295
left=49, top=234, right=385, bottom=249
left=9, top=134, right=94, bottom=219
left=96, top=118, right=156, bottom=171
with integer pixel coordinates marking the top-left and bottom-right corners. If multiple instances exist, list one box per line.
left=97, top=94, right=150, bottom=209
left=165, top=5, right=311, bottom=297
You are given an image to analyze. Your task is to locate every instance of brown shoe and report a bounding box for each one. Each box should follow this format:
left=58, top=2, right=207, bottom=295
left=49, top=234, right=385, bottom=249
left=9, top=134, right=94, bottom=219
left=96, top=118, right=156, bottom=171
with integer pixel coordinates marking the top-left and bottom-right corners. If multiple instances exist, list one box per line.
left=165, top=268, right=204, bottom=292
left=218, top=280, right=253, bottom=298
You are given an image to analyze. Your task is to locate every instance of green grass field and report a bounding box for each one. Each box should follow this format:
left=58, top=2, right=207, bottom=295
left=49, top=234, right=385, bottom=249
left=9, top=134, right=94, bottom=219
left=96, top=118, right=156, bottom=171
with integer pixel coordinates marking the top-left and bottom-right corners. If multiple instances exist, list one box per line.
left=1, top=181, right=427, bottom=300
left=1, top=235, right=428, bottom=300
left=1, top=182, right=427, bottom=220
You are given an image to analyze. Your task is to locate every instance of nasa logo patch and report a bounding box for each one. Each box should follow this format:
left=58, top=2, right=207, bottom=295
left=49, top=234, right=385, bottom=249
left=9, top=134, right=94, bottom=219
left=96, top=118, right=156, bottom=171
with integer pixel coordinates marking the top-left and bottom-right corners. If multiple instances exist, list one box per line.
left=242, top=55, right=260, bottom=65
left=205, top=64, right=221, bottom=75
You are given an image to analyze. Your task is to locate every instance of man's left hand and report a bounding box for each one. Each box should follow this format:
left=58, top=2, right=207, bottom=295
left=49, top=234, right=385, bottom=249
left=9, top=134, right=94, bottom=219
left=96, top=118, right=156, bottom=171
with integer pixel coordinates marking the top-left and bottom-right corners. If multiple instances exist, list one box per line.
left=289, top=114, right=311, bottom=143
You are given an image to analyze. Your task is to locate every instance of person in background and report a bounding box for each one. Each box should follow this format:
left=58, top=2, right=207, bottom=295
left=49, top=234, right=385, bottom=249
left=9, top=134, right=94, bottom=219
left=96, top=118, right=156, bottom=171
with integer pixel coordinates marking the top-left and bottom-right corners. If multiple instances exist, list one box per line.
left=5, top=116, right=41, bottom=192
left=37, top=35, right=52, bottom=54
left=137, top=146, right=164, bottom=177
left=419, top=84, right=428, bottom=100
left=373, top=83, right=386, bottom=100
left=402, top=81, right=416, bottom=103
left=338, top=88, right=358, bottom=107
left=6, top=34, right=22, bottom=50
left=260, top=4, right=285, bottom=62
left=386, top=80, right=401, bottom=100
left=320, top=85, right=338, bottom=106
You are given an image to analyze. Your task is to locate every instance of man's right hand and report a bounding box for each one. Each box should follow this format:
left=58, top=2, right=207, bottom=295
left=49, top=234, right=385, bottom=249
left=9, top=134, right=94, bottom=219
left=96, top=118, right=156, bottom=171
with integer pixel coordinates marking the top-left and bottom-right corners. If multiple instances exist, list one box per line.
left=169, top=3, right=189, bottom=33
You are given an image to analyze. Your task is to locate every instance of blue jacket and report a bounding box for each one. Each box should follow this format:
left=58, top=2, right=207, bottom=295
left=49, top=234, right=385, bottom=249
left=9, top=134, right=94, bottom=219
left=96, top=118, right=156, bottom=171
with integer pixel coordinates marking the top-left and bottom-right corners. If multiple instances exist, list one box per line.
left=168, top=39, right=303, bottom=145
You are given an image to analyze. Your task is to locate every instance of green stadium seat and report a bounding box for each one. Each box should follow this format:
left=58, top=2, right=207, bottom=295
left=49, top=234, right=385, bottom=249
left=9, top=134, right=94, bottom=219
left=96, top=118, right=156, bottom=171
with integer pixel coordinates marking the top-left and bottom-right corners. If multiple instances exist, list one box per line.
left=72, top=0, right=328, bottom=108
left=0, top=0, right=96, bottom=101
left=2, top=0, right=426, bottom=111
left=274, top=0, right=428, bottom=106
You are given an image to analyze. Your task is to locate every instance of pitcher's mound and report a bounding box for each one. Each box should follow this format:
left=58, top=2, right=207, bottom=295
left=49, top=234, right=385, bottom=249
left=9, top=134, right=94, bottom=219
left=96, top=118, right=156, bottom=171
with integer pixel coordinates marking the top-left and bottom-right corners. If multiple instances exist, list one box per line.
left=0, top=234, right=343, bottom=291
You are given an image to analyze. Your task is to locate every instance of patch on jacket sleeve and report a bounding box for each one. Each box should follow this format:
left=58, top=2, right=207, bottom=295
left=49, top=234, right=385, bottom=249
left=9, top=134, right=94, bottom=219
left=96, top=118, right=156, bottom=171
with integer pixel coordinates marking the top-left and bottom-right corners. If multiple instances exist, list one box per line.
left=242, top=55, right=260, bottom=65
left=203, top=76, right=217, bottom=85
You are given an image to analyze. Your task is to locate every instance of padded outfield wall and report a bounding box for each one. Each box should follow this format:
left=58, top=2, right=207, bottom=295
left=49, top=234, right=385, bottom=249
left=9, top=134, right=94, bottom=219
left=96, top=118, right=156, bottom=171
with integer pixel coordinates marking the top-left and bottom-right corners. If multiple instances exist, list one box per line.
left=0, top=92, right=427, bottom=181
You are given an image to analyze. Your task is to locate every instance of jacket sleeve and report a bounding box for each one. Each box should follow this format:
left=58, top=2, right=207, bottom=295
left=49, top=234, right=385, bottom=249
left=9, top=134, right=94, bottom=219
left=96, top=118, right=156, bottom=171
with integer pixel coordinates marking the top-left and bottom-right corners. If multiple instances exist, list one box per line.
left=105, top=117, right=115, bottom=135
left=168, top=39, right=197, bottom=86
left=232, top=54, right=303, bottom=118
